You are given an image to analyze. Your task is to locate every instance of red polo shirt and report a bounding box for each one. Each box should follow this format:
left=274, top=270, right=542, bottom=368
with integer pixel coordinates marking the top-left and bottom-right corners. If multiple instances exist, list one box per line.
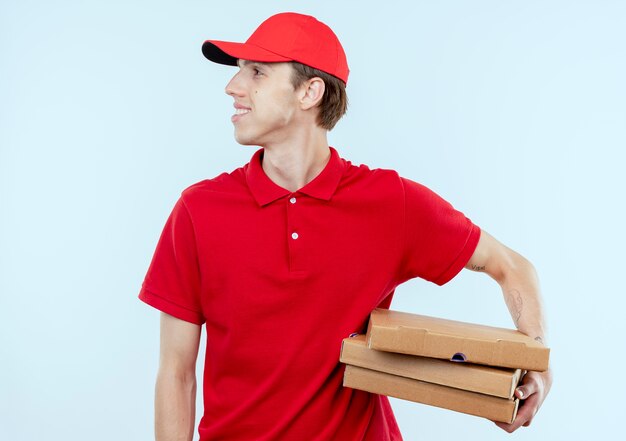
left=139, top=146, right=480, bottom=441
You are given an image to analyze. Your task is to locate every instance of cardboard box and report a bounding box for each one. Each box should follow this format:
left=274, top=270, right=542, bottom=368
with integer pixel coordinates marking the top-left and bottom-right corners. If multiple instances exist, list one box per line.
left=343, top=365, right=519, bottom=424
left=340, top=334, right=522, bottom=399
left=366, top=308, right=550, bottom=371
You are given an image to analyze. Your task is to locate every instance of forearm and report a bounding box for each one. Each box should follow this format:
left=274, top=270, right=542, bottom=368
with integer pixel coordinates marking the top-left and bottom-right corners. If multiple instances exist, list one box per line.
left=155, top=371, right=197, bottom=441
left=497, top=252, right=547, bottom=345
left=467, top=230, right=548, bottom=344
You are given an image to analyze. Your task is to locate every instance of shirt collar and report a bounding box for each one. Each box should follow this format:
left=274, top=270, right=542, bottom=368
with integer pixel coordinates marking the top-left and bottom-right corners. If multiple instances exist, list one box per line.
left=245, top=146, right=345, bottom=207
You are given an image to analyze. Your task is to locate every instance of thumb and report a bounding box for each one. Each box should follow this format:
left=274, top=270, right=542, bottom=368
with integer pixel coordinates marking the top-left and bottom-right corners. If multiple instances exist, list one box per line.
left=515, top=381, right=537, bottom=400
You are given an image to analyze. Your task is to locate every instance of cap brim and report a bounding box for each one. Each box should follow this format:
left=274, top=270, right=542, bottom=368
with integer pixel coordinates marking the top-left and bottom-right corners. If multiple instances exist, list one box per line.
left=202, top=40, right=293, bottom=65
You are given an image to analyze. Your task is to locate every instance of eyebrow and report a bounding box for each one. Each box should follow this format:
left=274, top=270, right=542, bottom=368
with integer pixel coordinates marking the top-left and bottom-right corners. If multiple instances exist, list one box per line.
left=237, top=59, right=274, bottom=70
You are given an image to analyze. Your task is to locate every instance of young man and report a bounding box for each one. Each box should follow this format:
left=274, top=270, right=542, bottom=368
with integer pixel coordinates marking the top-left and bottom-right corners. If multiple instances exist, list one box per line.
left=138, top=12, right=552, bottom=441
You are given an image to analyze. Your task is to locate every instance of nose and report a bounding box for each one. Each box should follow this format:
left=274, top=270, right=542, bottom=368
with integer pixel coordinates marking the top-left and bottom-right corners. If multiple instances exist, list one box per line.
left=225, top=70, right=243, bottom=97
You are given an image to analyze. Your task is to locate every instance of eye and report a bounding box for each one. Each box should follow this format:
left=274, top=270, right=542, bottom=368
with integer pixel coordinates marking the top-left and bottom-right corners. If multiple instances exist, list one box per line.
left=253, top=67, right=263, bottom=76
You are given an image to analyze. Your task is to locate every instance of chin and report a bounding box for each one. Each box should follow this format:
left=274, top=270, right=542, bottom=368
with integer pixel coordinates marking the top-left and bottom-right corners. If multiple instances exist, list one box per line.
left=234, top=130, right=264, bottom=147
left=234, top=137, right=258, bottom=146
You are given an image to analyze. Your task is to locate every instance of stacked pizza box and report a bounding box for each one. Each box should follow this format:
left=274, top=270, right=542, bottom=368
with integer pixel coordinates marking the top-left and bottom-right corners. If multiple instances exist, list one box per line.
left=340, top=308, right=550, bottom=423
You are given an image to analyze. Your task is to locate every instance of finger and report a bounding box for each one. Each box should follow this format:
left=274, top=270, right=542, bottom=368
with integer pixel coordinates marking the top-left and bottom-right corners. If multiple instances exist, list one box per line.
left=494, top=421, right=516, bottom=433
left=494, top=393, right=539, bottom=433
left=515, top=393, right=539, bottom=426
left=515, top=375, right=538, bottom=400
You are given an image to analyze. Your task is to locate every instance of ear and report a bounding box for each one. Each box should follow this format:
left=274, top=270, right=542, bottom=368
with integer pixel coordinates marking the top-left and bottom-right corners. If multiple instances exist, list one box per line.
left=299, top=77, right=325, bottom=111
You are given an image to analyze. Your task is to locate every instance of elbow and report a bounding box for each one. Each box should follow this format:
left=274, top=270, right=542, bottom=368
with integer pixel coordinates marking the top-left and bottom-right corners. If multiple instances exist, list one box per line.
left=498, top=249, right=537, bottom=286
left=157, top=364, right=197, bottom=388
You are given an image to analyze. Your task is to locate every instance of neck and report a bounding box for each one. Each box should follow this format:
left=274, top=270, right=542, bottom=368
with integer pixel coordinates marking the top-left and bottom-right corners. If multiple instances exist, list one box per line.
left=260, top=129, right=330, bottom=193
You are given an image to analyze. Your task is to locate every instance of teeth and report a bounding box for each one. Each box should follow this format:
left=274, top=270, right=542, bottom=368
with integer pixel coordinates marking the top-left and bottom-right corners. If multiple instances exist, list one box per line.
left=235, top=108, right=251, bottom=115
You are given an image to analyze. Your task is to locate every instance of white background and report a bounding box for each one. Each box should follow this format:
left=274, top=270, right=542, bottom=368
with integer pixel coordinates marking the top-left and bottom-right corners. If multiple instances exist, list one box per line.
left=1, top=1, right=625, bottom=439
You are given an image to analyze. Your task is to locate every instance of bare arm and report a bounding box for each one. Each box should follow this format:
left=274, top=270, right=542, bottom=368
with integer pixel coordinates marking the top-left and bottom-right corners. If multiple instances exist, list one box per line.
left=155, top=312, right=201, bottom=441
left=465, top=229, right=552, bottom=433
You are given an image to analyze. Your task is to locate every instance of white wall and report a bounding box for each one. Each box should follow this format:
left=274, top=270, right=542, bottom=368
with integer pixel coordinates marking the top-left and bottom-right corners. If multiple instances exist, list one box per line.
left=1, top=1, right=624, bottom=440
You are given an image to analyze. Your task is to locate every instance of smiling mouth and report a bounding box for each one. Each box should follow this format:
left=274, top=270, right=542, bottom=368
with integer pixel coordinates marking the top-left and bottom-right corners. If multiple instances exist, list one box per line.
left=231, top=109, right=251, bottom=123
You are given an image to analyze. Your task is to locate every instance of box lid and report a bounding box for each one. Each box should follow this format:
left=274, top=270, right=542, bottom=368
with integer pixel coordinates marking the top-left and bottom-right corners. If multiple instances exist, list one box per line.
left=366, top=308, right=549, bottom=371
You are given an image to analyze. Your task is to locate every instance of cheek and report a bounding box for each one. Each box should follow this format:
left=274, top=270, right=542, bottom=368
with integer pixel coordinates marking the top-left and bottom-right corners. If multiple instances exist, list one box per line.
left=265, top=99, right=294, bottom=120
left=276, top=92, right=299, bottom=119
left=254, top=87, right=298, bottom=123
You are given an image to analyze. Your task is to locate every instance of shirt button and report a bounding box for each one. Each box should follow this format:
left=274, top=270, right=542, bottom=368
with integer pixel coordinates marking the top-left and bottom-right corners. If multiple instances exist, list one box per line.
left=290, top=197, right=296, bottom=204
left=291, top=232, right=299, bottom=240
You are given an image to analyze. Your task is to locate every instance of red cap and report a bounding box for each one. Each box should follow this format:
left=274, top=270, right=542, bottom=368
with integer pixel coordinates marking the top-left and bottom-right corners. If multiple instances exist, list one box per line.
left=202, top=12, right=350, bottom=85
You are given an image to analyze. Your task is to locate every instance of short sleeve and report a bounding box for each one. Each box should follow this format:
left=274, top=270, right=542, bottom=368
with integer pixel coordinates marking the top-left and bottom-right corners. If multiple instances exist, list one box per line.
left=138, top=196, right=205, bottom=325
left=398, top=177, right=481, bottom=286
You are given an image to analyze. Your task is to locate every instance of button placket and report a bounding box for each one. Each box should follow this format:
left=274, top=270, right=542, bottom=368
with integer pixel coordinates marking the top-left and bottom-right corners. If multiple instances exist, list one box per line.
left=286, top=193, right=303, bottom=272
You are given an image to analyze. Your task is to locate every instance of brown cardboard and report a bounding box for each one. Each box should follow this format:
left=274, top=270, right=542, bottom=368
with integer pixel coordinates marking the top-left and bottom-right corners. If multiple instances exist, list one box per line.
left=366, top=308, right=550, bottom=371
left=340, top=334, right=522, bottom=399
left=343, top=365, right=519, bottom=424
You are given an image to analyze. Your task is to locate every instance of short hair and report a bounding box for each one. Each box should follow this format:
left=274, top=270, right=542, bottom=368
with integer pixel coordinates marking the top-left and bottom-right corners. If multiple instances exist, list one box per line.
left=288, top=62, right=349, bottom=131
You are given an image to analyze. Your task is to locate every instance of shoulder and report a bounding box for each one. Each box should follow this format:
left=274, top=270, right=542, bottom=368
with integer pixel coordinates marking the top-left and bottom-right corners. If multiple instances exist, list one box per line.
left=338, top=155, right=438, bottom=203
left=179, top=165, right=248, bottom=205
left=338, top=154, right=445, bottom=210
left=339, top=155, right=405, bottom=194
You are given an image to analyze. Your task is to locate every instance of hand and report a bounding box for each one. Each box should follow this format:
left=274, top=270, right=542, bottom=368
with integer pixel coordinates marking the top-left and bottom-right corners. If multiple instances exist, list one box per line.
left=494, top=368, right=553, bottom=433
